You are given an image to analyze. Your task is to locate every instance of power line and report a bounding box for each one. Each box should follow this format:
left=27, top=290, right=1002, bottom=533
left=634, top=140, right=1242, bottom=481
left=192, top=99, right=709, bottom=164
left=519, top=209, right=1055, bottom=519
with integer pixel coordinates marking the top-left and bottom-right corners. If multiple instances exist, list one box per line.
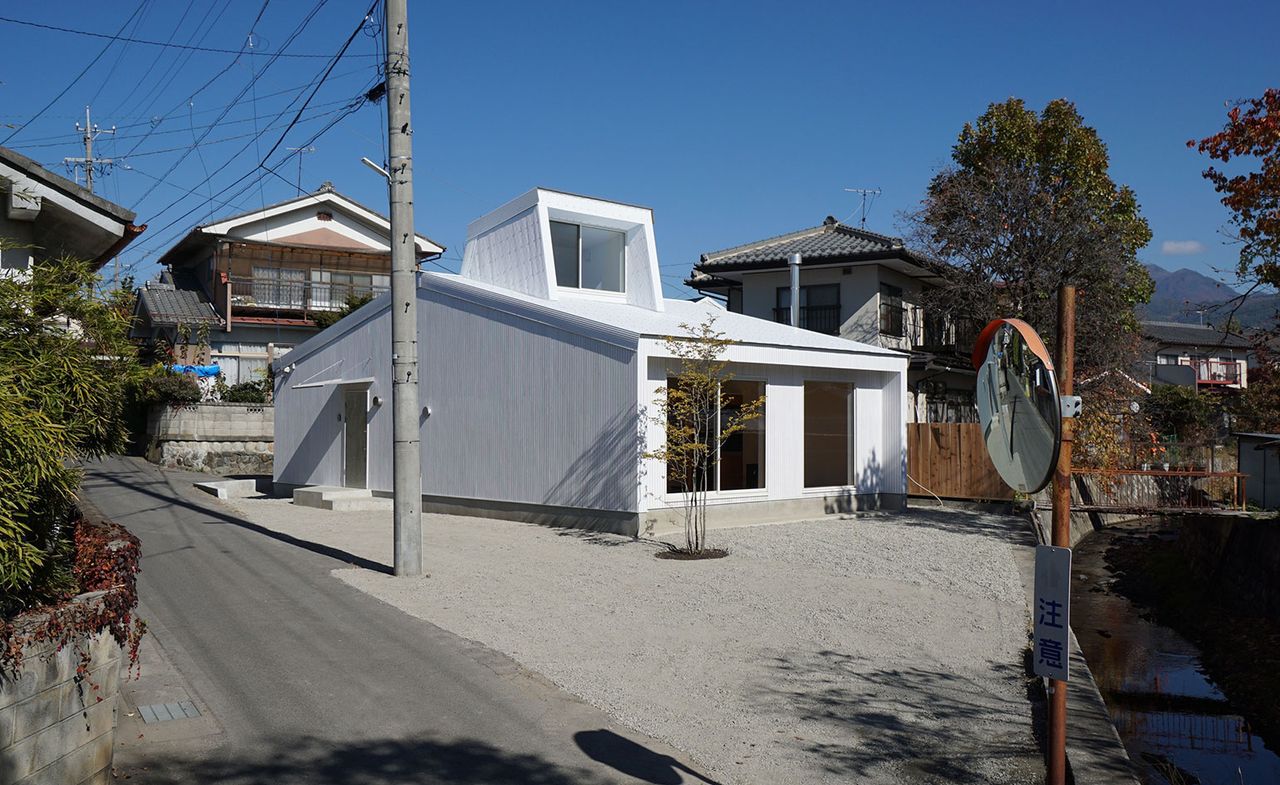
left=0, top=14, right=381, bottom=58
left=0, top=3, right=149, bottom=144
left=127, top=0, right=331, bottom=207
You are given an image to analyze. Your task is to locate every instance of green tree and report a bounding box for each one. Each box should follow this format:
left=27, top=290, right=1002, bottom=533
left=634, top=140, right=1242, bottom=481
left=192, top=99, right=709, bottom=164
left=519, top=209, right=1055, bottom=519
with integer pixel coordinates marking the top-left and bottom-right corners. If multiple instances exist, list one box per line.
left=645, top=317, right=763, bottom=555
left=1144, top=385, right=1218, bottom=443
left=0, top=251, right=144, bottom=614
left=312, top=292, right=376, bottom=329
left=908, top=98, right=1154, bottom=374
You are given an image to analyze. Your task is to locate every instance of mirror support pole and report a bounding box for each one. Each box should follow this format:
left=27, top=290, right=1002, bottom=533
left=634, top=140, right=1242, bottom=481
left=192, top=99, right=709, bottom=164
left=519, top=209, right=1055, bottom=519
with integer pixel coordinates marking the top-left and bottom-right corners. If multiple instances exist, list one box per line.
left=1047, top=284, right=1076, bottom=785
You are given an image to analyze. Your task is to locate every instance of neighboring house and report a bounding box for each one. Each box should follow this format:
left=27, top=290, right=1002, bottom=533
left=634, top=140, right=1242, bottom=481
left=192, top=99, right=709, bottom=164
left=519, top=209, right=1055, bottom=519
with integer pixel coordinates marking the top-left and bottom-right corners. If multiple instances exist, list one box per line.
left=686, top=216, right=973, bottom=423
left=1141, top=320, right=1251, bottom=390
left=133, top=182, right=443, bottom=382
left=0, top=145, right=143, bottom=275
left=272, top=189, right=909, bottom=534
left=1236, top=432, right=1280, bottom=510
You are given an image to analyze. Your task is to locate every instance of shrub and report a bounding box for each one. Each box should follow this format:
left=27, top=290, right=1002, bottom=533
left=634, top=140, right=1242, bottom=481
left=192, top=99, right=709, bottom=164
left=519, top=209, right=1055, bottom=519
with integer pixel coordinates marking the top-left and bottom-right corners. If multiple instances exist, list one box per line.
left=312, top=292, right=376, bottom=329
left=0, top=252, right=143, bottom=614
left=132, top=371, right=202, bottom=405
left=221, top=379, right=269, bottom=404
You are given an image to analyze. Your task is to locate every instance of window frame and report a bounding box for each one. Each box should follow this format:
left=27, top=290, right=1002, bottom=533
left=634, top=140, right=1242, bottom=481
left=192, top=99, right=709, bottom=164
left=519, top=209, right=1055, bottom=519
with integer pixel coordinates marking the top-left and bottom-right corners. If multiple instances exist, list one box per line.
left=802, top=380, right=856, bottom=490
left=550, top=219, right=626, bottom=294
left=878, top=283, right=906, bottom=338
left=663, top=376, right=767, bottom=497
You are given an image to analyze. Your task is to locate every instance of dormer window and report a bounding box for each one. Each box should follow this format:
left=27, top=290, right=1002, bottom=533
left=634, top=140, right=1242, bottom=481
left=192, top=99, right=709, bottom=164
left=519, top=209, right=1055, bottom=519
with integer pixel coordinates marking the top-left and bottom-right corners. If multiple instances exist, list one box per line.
left=550, top=220, right=625, bottom=293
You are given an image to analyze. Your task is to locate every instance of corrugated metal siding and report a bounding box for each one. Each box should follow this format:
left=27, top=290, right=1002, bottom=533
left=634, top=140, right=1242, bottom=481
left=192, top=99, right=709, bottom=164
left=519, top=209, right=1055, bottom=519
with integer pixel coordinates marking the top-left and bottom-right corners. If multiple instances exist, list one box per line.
left=420, top=287, right=639, bottom=511
left=272, top=305, right=393, bottom=489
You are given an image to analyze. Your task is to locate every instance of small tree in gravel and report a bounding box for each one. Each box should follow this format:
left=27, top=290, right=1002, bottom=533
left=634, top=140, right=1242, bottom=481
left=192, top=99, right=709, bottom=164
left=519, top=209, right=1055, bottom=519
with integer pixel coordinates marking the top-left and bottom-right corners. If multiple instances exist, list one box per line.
left=646, top=317, right=763, bottom=556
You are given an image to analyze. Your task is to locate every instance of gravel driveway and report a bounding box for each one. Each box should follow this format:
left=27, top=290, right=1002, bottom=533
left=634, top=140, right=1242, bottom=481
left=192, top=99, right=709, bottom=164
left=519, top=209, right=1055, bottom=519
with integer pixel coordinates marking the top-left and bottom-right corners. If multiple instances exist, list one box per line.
left=226, top=497, right=1044, bottom=785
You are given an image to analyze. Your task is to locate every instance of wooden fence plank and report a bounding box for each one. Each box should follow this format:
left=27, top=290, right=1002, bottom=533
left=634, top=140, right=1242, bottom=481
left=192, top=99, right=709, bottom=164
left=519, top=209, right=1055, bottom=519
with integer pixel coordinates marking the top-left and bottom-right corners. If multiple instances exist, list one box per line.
left=907, top=422, right=1014, bottom=501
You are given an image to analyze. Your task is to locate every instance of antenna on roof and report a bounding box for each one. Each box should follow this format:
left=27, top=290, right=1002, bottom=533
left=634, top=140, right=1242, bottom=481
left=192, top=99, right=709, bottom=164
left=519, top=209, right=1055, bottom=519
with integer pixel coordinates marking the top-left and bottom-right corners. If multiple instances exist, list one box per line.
left=842, top=187, right=882, bottom=228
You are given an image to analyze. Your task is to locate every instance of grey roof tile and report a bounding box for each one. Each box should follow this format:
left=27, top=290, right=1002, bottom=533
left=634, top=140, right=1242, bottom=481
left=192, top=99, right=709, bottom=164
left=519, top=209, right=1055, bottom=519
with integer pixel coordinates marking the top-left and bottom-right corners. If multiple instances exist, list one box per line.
left=696, top=217, right=925, bottom=272
left=1141, top=320, right=1252, bottom=349
left=138, top=285, right=220, bottom=326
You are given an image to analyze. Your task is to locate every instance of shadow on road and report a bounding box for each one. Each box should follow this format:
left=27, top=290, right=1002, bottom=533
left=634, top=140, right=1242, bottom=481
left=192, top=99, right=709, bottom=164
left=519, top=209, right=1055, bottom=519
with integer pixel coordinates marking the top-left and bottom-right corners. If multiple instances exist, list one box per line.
left=113, top=734, right=623, bottom=784
left=755, top=649, right=1045, bottom=784
left=892, top=507, right=1038, bottom=547
left=573, top=729, right=723, bottom=784
left=82, top=459, right=393, bottom=574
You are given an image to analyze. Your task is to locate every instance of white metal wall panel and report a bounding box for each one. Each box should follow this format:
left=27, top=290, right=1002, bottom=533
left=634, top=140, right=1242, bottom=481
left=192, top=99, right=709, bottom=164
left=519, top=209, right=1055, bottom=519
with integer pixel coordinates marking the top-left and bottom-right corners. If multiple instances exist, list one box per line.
left=419, top=287, right=640, bottom=512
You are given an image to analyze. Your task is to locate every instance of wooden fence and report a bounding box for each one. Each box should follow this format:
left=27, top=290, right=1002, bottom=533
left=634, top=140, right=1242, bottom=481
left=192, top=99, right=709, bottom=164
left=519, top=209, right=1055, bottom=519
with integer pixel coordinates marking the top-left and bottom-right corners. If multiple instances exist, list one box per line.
left=907, top=422, right=1014, bottom=501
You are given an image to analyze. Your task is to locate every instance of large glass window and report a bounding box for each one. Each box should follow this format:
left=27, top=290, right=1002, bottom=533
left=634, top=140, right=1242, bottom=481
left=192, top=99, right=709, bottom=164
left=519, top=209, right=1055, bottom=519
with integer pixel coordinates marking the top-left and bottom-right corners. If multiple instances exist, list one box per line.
left=666, top=379, right=766, bottom=493
left=551, top=220, right=625, bottom=292
left=879, top=283, right=905, bottom=337
left=719, top=380, right=766, bottom=491
left=804, top=382, right=852, bottom=487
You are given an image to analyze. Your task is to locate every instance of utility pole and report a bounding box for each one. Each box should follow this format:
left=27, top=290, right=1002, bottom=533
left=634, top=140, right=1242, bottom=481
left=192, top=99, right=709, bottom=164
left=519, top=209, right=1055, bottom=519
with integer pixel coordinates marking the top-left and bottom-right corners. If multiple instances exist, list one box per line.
left=385, top=0, right=422, bottom=577
left=842, top=187, right=882, bottom=228
left=1047, top=284, right=1077, bottom=785
left=64, top=106, right=115, bottom=193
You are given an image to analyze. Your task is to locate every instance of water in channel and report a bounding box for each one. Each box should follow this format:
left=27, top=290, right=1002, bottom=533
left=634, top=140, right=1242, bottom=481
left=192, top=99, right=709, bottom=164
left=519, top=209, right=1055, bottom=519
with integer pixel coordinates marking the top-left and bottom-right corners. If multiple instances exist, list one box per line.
left=1072, top=519, right=1280, bottom=785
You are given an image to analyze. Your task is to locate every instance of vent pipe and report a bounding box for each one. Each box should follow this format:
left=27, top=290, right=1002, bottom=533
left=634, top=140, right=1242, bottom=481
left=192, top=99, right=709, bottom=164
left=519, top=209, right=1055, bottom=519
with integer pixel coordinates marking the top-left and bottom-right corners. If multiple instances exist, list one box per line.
left=788, top=252, right=801, bottom=327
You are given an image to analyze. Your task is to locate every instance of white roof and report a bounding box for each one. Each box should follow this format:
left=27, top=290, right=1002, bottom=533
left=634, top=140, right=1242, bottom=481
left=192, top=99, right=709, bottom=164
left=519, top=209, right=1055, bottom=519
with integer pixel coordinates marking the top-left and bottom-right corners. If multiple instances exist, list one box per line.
left=421, top=272, right=902, bottom=357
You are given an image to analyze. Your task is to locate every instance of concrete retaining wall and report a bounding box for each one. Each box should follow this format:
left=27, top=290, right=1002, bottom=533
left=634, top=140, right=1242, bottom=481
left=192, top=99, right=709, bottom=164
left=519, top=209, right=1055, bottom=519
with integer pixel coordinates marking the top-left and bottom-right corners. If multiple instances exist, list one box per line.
left=146, top=403, right=273, bottom=475
left=0, top=626, right=121, bottom=785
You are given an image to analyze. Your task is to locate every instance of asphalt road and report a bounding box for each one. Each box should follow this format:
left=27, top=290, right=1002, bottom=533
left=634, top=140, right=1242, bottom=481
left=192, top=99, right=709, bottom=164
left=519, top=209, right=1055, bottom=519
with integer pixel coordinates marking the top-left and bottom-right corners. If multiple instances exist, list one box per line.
left=83, top=456, right=716, bottom=785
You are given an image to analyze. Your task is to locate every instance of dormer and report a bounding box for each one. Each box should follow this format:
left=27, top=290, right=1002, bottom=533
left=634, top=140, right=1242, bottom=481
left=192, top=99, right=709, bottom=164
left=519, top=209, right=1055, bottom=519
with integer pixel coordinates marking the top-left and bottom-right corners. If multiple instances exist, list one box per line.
left=460, top=188, right=664, bottom=311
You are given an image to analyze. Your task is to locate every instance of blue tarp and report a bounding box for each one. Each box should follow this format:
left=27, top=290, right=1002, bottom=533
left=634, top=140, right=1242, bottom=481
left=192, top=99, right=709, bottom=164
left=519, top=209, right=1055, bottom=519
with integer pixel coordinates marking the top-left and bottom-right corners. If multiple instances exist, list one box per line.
left=169, top=364, right=221, bottom=378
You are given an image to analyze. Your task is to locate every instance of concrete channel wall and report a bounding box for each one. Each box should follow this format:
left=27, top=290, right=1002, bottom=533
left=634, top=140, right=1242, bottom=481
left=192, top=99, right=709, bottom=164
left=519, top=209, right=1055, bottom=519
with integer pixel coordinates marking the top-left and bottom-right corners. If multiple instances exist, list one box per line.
left=0, top=623, right=121, bottom=785
left=146, top=403, right=273, bottom=475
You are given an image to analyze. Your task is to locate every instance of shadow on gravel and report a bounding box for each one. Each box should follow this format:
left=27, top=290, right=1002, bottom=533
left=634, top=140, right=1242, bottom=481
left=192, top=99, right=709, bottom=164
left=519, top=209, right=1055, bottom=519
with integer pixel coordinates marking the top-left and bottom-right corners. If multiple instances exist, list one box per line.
left=758, top=650, right=1045, bottom=784
left=892, top=508, right=1037, bottom=546
left=113, top=735, right=619, bottom=785
left=574, top=729, right=724, bottom=784
left=82, top=460, right=394, bottom=574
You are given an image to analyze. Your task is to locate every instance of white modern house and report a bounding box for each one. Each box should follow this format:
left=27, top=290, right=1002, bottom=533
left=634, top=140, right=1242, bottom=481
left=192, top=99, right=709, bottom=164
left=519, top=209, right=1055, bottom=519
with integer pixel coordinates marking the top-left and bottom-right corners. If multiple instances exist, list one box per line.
left=272, top=188, right=909, bottom=534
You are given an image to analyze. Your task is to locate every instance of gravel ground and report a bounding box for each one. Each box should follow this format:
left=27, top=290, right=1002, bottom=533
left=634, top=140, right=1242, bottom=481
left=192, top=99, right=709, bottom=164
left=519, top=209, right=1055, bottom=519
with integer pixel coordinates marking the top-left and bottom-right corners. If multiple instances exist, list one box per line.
left=226, top=496, right=1044, bottom=785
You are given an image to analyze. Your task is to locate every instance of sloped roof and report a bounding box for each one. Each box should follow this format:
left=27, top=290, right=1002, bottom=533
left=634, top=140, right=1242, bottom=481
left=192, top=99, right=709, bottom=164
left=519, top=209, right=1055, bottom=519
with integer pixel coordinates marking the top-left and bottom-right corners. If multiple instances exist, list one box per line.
left=136, top=283, right=220, bottom=327
left=276, top=272, right=907, bottom=373
left=0, top=145, right=136, bottom=223
left=1141, top=320, right=1252, bottom=349
left=696, top=216, right=937, bottom=275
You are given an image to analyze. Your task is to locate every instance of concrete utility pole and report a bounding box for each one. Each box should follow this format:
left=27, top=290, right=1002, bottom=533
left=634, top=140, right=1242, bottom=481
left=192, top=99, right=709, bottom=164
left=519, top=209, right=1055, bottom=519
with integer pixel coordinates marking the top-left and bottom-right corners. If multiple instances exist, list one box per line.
left=385, top=0, right=422, bottom=577
left=64, top=106, right=115, bottom=193
left=1047, top=284, right=1077, bottom=785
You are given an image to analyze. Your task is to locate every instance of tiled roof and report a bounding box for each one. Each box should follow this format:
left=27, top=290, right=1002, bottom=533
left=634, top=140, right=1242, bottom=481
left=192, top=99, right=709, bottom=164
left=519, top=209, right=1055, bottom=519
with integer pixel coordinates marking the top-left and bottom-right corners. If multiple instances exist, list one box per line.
left=697, top=217, right=921, bottom=271
left=137, top=284, right=220, bottom=326
left=1141, top=320, right=1252, bottom=349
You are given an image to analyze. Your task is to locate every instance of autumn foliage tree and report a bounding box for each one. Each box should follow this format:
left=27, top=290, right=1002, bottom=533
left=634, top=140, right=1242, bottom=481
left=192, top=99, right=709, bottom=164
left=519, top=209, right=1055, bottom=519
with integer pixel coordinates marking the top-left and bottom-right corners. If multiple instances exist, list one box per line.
left=1190, top=88, right=1280, bottom=297
left=907, top=98, right=1154, bottom=375
left=646, top=317, right=763, bottom=556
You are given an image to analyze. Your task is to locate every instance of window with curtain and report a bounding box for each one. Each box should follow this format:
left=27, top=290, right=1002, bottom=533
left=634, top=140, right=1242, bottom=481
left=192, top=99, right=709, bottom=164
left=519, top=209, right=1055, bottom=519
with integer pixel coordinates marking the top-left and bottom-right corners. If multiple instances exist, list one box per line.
left=665, top=379, right=766, bottom=493
left=804, top=381, right=853, bottom=487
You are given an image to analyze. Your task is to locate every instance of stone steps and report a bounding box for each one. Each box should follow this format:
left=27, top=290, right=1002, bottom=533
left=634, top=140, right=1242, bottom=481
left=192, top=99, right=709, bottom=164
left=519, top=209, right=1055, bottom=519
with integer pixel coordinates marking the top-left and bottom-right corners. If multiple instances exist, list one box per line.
left=292, top=486, right=393, bottom=512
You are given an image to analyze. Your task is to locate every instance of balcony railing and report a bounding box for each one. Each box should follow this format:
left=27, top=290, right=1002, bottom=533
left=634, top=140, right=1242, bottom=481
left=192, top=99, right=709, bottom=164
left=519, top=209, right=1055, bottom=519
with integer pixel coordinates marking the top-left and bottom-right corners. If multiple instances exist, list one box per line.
left=773, top=304, right=842, bottom=335
left=1180, top=358, right=1241, bottom=385
left=227, top=277, right=389, bottom=319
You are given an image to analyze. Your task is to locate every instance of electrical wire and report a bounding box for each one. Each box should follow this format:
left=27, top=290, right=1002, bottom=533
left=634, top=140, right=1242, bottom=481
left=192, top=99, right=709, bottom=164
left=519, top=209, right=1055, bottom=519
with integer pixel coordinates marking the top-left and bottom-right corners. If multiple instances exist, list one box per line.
left=0, top=3, right=149, bottom=144
left=0, top=14, right=380, bottom=58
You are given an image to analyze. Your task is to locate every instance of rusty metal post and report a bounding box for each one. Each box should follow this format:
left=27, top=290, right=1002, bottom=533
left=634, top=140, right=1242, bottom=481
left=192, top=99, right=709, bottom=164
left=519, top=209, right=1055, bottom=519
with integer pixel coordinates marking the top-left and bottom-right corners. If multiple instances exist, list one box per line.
left=1048, top=284, right=1076, bottom=785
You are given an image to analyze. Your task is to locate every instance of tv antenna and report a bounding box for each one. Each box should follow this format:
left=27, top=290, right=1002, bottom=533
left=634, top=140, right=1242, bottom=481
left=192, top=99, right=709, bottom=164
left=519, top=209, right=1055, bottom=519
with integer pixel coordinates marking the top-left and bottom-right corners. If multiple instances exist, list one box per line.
left=843, top=187, right=882, bottom=228
left=287, top=146, right=317, bottom=193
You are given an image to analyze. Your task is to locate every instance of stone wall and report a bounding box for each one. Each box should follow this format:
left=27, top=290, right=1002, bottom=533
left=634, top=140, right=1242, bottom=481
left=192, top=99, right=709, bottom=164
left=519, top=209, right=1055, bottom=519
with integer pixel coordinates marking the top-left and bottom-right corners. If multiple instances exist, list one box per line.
left=0, top=624, right=121, bottom=785
left=146, top=403, right=274, bottom=475
left=1179, top=515, right=1280, bottom=622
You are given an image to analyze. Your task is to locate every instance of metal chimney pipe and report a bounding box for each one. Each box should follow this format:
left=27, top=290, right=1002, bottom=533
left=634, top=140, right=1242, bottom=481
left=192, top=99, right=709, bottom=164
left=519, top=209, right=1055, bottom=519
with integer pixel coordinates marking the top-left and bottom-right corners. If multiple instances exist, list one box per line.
left=788, top=252, right=801, bottom=327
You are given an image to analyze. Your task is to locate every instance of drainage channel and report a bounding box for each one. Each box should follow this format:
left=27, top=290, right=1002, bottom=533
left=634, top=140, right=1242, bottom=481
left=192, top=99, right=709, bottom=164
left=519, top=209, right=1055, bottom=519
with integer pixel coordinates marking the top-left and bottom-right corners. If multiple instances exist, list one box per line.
left=137, top=701, right=202, bottom=723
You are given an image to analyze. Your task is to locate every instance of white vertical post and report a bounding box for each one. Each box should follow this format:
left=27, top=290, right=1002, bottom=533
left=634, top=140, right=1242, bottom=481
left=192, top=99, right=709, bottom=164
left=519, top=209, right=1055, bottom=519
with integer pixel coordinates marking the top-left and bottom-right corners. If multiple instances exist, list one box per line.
left=386, top=0, right=421, bottom=576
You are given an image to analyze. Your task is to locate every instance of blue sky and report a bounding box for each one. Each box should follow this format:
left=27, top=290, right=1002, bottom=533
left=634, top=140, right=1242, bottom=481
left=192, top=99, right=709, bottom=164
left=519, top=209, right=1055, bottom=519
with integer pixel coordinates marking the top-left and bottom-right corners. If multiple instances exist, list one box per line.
left=1, top=1, right=1275, bottom=297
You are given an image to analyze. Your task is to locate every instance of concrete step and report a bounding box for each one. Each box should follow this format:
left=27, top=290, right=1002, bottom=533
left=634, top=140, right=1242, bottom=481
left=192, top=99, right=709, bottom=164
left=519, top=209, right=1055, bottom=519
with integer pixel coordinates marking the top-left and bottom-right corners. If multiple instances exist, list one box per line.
left=293, top=486, right=392, bottom=512
left=194, top=479, right=259, bottom=500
